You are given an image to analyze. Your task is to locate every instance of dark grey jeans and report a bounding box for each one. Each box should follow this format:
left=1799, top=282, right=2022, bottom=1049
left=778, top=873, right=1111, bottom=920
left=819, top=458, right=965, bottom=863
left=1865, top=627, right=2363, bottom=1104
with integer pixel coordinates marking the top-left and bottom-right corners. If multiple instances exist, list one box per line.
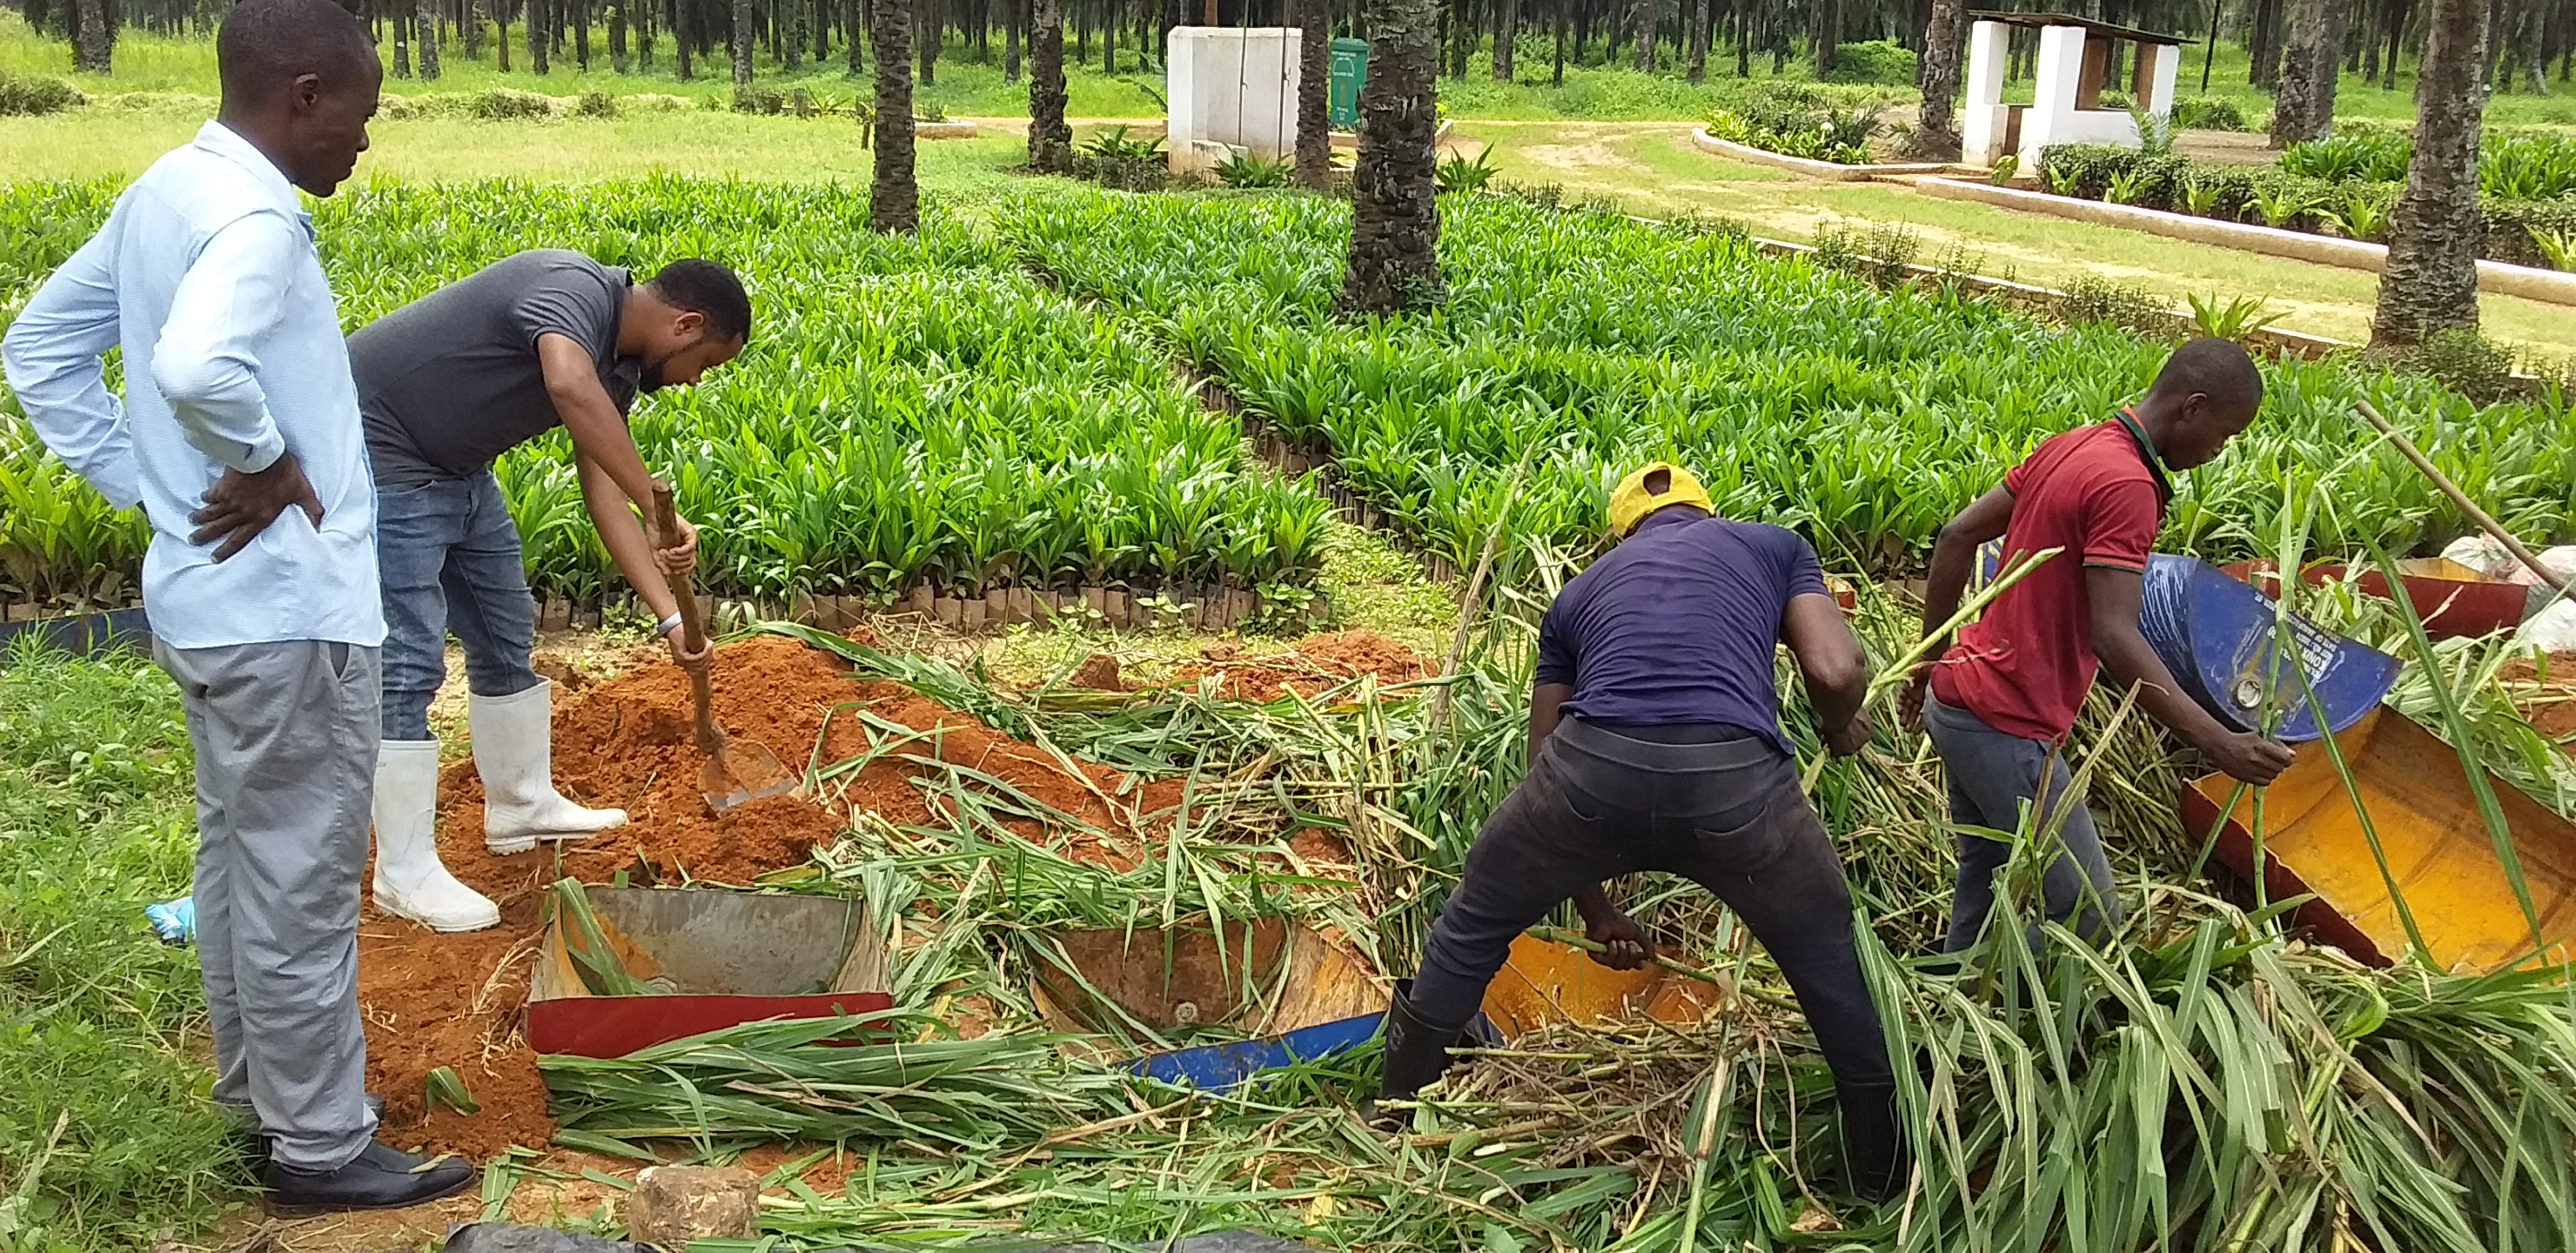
left=1924, top=692, right=2121, bottom=953
left=156, top=639, right=381, bottom=1171
left=376, top=469, right=544, bottom=740
left=1410, top=717, right=1894, bottom=1091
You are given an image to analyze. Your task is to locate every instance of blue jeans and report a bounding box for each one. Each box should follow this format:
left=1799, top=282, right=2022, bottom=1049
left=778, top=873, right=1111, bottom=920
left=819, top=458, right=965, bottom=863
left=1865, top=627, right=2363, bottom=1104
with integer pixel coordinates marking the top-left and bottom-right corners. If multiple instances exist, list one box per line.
left=1924, top=693, right=2121, bottom=953
left=375, top=471, right=541, bottom=741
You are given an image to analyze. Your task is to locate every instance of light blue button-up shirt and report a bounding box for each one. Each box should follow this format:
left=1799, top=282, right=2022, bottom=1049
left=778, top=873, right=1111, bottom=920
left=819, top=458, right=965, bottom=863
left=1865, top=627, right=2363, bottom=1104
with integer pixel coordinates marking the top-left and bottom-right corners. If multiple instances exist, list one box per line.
left=3, top=120, right=383, bottom=651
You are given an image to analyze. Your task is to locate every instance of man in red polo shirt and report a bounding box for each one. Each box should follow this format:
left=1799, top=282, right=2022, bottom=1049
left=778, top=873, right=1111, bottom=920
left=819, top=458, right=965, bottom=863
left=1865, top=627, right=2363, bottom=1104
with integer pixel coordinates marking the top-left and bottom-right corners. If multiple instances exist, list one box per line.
left=1901, top=338, right=2293, bottom=952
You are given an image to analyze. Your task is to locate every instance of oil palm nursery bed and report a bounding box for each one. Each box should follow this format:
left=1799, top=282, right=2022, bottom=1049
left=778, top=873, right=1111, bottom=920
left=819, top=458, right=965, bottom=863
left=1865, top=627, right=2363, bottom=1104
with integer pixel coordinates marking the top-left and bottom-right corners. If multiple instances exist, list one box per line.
left=3, top=177, right=2575, bottom=1252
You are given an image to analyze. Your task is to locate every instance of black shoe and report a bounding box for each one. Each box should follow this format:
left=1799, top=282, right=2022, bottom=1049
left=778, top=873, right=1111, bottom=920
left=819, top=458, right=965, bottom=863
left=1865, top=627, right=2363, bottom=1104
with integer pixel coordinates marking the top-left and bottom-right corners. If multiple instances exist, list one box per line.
left=262, top=1140, right=475, bottom=1216
left=1361, top=981, right=1473, bottom=1130
left=1837, top=1078, right=1907, bottom=1203
left=226, top=1093, right=387, bottom=1169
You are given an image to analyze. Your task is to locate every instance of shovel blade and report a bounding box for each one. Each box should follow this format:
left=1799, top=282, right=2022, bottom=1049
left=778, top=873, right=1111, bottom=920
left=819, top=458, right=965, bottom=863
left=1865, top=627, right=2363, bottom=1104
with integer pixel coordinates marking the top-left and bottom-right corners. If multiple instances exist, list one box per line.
left=702, top=739, right=800, bottom=813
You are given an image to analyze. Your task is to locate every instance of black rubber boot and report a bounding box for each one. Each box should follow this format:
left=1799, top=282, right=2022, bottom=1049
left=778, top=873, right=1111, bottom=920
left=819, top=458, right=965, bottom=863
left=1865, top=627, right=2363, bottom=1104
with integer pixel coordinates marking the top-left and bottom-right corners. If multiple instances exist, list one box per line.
left=1362, top=982, right=1471, bottom=1129
left=1837, top=1078, right=1907, bottom=1203
left=261, top=1141, right=475, bottom=1216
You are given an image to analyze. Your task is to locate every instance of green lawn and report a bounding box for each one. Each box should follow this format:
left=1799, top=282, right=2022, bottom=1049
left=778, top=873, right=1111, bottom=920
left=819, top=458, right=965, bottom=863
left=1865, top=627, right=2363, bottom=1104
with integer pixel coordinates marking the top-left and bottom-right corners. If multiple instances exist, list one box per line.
left=0, top=645, right=242, bottom=1251
left=1461, top=121, right=2576, bottom=356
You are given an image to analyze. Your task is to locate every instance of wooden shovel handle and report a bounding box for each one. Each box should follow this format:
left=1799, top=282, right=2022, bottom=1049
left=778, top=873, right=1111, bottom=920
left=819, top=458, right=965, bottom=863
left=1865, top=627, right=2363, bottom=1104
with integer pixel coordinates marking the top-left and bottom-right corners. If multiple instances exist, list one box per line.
left=647, top=479, right=713, bottom=654
left=649, top=479, right=722, bottom=755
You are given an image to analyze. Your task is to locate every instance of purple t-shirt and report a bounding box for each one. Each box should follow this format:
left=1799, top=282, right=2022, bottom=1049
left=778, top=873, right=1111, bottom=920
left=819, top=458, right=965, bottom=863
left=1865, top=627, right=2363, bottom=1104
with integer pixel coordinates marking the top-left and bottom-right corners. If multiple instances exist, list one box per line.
left=1535, top=509, right=1828, bottom=758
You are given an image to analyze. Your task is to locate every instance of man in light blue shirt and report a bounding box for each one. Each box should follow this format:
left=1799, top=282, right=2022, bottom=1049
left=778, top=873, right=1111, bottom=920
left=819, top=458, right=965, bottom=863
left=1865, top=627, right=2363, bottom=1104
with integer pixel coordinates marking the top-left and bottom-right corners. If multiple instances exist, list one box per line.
left=1, top=0, right=473, bottom=1216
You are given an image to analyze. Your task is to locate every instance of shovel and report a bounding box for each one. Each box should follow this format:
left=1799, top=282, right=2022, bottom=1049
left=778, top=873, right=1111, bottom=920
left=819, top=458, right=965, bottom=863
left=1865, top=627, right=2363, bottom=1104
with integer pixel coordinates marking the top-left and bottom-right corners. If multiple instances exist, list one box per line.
left=650, top=480, right=800, bottom=813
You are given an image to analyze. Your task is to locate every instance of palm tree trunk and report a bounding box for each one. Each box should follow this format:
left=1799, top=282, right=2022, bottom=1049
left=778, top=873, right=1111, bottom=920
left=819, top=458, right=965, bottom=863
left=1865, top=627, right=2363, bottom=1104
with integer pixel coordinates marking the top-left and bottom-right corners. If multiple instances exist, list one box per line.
left=71, top=0, right=116, bottom=73
left=1339, top=0, right=1446, bottom=315
left=875, top=0, right=921, bottom=231
left=921, top=0, right=940, bottom=84
left=2371, top=0, right=2491, bottom=345
left=611, top=1, right=630, bottom=70
left=1298, top=0, right=1334, bottom=185
left=1029, top=0, right=1072, bottom=171
left=1005, top=0, right=1022, bottom=81
left=1915, top=0, right=1964, bottom=153
left=1686, top=0, right=1707, bottom=81
left=1632, top=0, right=1654, bottom=69
left=2271, top=0, right=2348, bottom=145
left=1813, top=0, right=1838, bottom=76
left=848, top=0, right=867, bottom=70
left=533, top=0, right=554, bottom=72
left=1494, top=0, right=1517, bottom=79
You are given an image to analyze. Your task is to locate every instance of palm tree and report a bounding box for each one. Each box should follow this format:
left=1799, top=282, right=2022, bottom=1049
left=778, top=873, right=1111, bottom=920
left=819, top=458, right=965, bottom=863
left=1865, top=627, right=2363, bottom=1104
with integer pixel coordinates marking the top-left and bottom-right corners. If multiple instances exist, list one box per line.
left=1029, top=0, right=1071, bottom=172
left=417, top=0, right=443, bottom=80
left=733, top=0, right=755, bottom=83
left=2270, top=0, right=2349, bottom=147
left=1338, top=0, right=1446, bottom=314
left=2371, top=0, right=2490, bottom=345
left=1913, top=0, right=1965, bottom=158
left=1297, top=0, right=1332, bottom=189
left=872, top=0, right=920, bottom=232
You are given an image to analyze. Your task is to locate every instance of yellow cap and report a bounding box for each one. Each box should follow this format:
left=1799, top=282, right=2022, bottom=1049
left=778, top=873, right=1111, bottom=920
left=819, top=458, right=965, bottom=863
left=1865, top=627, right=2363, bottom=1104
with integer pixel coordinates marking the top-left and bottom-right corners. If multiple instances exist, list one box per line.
left=1608, top=462, right=1713, bottom=537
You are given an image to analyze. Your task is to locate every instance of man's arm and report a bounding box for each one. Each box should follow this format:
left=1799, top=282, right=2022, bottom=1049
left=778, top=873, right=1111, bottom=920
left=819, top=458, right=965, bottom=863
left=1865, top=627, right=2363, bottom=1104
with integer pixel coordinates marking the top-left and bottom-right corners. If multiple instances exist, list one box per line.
left=540, top=332, right=697, bottom=571
left=2087, top=566, right=2293, bottom=785
left=573, top=452, right=682, bottom=624
left=1902, top=485, right=2016, bottom=729
left=3, top=234, right=143, bottom=510
left=1782, top=593, right=1872, bottom=756
left=1526, top=681, right=1571, bottom=766
left=148, top=214, right=332, bottom=559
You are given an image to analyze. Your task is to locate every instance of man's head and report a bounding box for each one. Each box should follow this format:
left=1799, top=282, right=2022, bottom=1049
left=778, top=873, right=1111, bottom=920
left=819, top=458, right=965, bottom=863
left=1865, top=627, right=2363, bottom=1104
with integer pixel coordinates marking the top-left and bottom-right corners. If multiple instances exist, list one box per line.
left=2137, top=338, right=2264, bottom=471
left=216, top=0, right=381, bottom=198
left=628, top=260, right=752, bottom=392
left=1608, top=462, right=1714, bottom=539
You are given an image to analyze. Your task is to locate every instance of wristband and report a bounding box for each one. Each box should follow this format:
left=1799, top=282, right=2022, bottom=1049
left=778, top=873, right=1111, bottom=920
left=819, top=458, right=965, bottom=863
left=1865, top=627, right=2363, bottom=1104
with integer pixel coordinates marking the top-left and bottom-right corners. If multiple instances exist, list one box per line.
left=655, top=613, right=684, bottom=639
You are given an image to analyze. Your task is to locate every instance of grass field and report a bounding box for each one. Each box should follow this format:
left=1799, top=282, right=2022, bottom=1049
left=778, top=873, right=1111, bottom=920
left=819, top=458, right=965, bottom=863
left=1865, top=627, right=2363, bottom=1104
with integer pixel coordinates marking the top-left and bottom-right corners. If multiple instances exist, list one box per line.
left=1458, top=122, right=2576, bottom=355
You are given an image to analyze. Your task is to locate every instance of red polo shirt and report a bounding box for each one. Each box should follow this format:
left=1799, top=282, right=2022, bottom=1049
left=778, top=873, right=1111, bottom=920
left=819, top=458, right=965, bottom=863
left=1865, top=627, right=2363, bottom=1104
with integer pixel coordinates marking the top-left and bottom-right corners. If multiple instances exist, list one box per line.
left=1932, top=414, right=2170, bottom=742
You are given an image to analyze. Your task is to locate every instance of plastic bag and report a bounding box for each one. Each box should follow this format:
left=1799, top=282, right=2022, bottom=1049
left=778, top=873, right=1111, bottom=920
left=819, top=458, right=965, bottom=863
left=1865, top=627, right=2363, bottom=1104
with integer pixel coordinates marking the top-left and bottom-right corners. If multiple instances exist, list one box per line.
left=144, top=896, right=193, bottom=945
left=2516, top=600, right=2576, bottom=653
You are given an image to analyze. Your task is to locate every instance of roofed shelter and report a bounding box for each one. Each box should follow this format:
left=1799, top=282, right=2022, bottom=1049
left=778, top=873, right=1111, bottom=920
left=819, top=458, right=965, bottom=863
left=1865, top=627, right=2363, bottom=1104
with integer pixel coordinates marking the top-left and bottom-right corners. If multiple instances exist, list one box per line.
left=1962, top=11, right=2187, bottom=171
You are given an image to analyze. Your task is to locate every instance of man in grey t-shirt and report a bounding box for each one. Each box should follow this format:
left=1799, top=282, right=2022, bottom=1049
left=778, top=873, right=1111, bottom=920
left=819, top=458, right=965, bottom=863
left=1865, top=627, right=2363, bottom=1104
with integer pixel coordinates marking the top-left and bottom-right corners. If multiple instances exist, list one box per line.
left=347, top=252, right=748, bottom=932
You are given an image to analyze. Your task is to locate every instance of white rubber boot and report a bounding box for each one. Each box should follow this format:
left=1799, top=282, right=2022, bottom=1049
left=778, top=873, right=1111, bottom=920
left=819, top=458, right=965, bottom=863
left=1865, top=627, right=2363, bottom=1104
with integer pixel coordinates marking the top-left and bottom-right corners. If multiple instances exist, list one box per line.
left=372, top=740, right=501, bottom=934
left=473, top=680, right=626, bottom=855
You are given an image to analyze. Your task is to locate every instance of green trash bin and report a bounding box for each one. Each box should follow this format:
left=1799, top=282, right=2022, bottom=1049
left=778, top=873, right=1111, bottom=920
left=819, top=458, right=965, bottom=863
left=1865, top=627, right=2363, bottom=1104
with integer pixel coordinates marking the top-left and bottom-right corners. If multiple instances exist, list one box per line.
left=1327, top=37, right=1368, bottom=130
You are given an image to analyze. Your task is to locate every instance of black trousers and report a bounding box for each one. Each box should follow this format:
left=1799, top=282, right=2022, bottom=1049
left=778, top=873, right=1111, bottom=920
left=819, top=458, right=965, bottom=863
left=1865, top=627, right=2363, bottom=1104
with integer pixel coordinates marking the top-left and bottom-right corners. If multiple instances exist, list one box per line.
left=1410, top=716, right=1895, bottom=1091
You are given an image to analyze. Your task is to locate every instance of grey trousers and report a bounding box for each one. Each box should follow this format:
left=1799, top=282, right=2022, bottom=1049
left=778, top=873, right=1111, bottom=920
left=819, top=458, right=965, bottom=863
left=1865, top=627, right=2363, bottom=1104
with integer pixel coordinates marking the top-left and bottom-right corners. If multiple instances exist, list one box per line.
left=155, top=639, right=381, bottom=1171
left=1923, top=692, right=2122, bottom=954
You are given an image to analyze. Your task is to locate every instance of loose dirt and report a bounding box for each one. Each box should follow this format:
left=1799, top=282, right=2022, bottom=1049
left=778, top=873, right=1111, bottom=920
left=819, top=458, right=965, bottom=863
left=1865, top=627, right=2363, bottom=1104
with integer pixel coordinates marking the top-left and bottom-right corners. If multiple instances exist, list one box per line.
left=2499, top=652, right=2576, bottom=744
left=1167, top=628, right=1429, bottom=700
left=359, top=633, right=1197, bottom=1161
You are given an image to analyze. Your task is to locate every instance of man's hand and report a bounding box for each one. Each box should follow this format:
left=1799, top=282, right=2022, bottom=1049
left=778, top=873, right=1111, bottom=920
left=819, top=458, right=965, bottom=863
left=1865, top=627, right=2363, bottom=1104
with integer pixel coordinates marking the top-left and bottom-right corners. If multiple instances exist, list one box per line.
left=188, top=453, right=323, bottom=561
left=1898, top=669, right=1932, bottom=734
left=657, top=512, right=699, bottom=577
left=1825, top=707, right=1874, bottom=758
left=2203, top=729, right=2295, bottom=786
left=1575, top=888, right=1653, bottom=971
left=667, top=627, right=712, bottom=676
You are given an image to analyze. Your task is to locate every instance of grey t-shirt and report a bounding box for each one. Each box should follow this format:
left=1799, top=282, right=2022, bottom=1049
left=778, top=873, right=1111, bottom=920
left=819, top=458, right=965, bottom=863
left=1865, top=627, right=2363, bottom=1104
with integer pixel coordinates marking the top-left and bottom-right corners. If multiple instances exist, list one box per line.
left=350, top=250, right=643, bottom=486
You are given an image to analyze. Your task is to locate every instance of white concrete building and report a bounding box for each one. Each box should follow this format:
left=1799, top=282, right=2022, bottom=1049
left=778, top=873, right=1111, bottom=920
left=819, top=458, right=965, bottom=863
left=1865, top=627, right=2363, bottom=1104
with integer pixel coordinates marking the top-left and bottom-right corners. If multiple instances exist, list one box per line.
left=1165, top=26, right=1303, bottom=176
left=1962, top=11, right=2185, bottom=171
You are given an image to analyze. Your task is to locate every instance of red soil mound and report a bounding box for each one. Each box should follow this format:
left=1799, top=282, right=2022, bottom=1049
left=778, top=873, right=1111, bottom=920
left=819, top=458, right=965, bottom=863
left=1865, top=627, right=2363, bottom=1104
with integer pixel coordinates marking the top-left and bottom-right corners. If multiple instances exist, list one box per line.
left=359, top=634, right=1184, bottom=1161
left=1171, top=629, right=1429, bottom=701
left=2499, top=652, right=2576, bottom=743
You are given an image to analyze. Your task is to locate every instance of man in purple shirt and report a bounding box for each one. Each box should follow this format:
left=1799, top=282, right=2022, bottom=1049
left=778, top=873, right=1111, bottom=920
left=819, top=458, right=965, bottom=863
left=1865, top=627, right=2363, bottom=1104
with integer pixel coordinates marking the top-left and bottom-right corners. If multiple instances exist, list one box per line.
left=1375, top=464, right=1902, bottom=1200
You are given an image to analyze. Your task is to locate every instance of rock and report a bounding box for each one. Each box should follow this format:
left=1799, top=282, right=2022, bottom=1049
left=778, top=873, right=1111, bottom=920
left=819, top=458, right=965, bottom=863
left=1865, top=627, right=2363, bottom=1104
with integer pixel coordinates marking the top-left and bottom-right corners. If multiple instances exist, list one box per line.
left=625, top=1164, right=758, bottom=1249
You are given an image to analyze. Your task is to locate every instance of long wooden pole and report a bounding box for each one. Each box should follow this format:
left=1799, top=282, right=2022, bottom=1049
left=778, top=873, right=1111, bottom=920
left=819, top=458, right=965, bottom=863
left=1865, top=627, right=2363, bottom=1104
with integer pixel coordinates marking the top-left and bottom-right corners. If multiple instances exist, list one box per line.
left=2353, top=400, right=2572, bottom=596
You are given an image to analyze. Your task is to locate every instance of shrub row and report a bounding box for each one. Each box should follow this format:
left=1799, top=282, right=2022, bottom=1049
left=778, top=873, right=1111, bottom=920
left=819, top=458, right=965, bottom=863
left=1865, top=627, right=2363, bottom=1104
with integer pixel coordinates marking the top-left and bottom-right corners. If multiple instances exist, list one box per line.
left=2038, top=143, right=2573, bottom=267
